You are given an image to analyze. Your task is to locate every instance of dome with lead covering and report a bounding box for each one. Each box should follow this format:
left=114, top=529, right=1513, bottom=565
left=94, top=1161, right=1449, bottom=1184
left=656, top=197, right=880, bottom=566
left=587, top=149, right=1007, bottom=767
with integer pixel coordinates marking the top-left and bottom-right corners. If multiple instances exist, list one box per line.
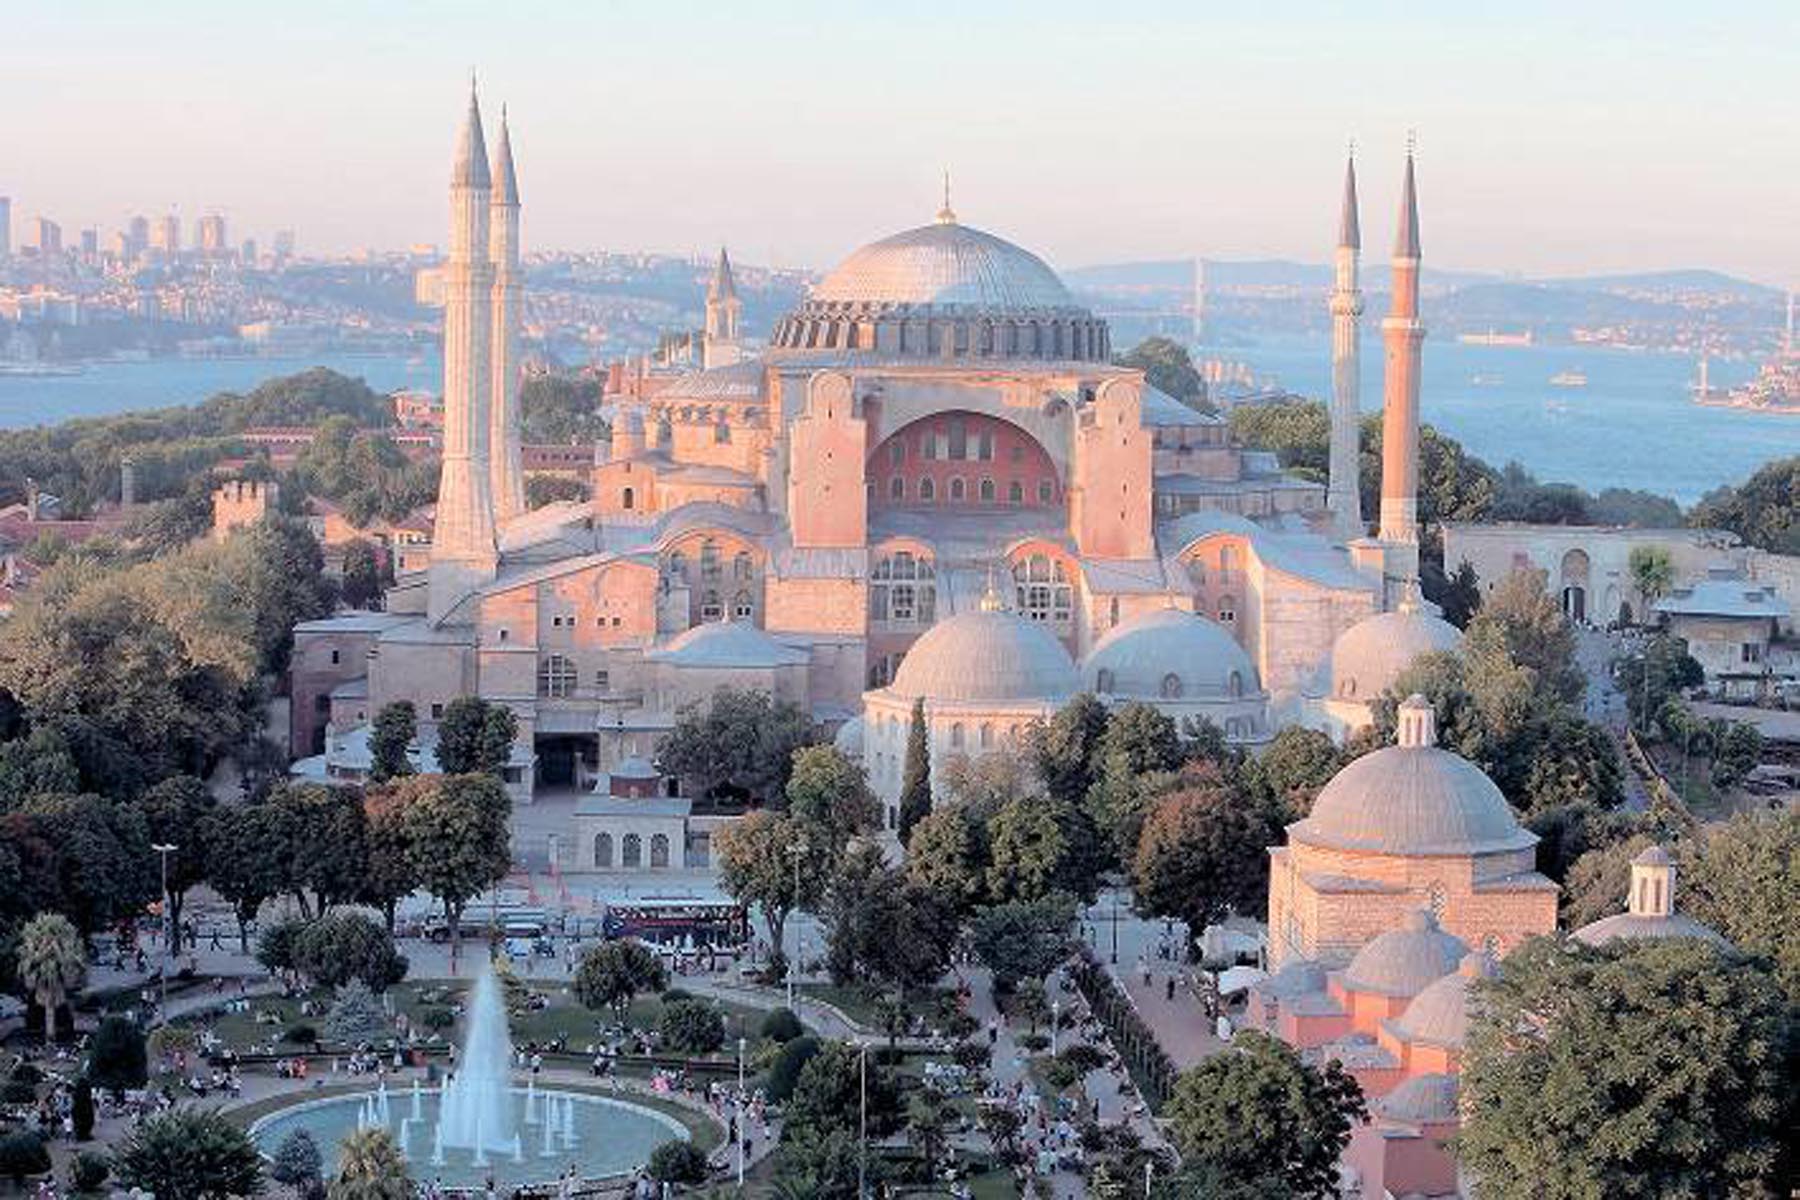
left=887, top=608, right=1078, bottom=706
left=1342, top=910, right=1468, bottom=998
left=1316, top=607, right=1461, bottom=702
left=1390, top=951, right=1495, bottom=1048
left=1081, top=608, right=1259, bottom=700
left=811, top=220, right=1073, bottom=309
left=1373, top=1073, right=1461, bottom=1124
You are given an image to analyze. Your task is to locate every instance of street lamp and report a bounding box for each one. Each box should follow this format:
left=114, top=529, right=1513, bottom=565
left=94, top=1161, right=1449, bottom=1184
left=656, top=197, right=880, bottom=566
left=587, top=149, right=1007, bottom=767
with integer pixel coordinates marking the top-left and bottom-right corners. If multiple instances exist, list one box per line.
left=151, top=843, right=177, bottom=1027
left=786, top=838, right=808, bottom=1012
left=736, top=1035, right=747, bottom=1186
left=1052, top=999, right=1060, bottom=1057
left=1110, top=885, right=1120, bottom=965
left=858, top=1041, right=869, bottom=1200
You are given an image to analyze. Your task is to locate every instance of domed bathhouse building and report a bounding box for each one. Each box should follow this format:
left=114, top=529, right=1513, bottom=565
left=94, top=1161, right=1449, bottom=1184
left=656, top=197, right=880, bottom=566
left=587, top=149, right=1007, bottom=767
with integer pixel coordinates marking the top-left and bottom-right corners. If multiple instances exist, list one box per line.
left=290, top=93, right=1456, bottom=864
left=1572, top=844, right=1732, bottom=949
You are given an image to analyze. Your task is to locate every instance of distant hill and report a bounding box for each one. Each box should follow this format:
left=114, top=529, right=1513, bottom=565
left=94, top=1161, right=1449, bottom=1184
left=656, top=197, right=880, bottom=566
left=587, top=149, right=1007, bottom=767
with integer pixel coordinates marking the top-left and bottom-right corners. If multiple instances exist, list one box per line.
left=1535, top=269, right=1782, bottom=301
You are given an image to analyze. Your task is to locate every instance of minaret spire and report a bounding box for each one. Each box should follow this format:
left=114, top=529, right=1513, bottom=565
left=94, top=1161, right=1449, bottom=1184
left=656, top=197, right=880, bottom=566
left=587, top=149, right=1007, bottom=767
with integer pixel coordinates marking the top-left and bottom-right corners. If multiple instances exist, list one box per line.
left=1326, top=149, right=1365, bottom=542
left=1377, top=142, right=1426, bottom=601
left=936, top=169, right=956, bottom=224
left=703, top=246, right=743, bottom=368
left=487, top=102, right=525, bottom=524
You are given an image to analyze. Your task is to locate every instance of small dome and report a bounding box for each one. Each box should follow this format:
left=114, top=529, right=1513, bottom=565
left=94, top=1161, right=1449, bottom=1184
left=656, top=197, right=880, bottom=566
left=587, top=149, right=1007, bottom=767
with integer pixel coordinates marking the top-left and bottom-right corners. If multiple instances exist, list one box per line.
left=833, top=716, right=865, bottom=760
left=1373, top=1073, right=1461, bottom=1125
left=1081, top=608, right=1259, bottom=700
left=611, top=756, right=659, bottom=780
left=1572, top=911, right=1732, bottom=949
left=649, top=621, right=811, bottom=669
left=1295, top=723, right=1535, bottom=856
left=888, top=608, right=1078, bottom=705
left=1390, top=952, right=1494, bottom=1048
left=1632, top=845, right=1673, bottom=867
left=811, top=220, right=1074, bottom=310
left=1343, top=910, right=1468, bottom=998
left=1318, top=608, right=1461, bottom=702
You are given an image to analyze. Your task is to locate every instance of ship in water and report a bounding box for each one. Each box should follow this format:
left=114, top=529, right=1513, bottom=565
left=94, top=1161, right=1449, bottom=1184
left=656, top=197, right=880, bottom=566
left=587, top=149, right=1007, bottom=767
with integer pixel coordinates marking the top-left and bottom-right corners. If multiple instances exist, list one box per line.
left=1691, top=292, right=1800, bottom=414
left=1549, top=369, right=1588, bottom=388
left=1457, top=328, right=1534, bottom=347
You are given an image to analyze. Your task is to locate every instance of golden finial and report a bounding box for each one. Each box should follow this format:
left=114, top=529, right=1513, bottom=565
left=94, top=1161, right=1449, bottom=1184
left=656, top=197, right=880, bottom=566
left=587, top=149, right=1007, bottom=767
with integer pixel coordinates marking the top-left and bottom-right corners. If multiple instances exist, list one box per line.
left=1406, top=128, right=1417, bottom=158
left=979, top=561, right=1004, bottom=611
left=936, top=169, right=957, bottom=225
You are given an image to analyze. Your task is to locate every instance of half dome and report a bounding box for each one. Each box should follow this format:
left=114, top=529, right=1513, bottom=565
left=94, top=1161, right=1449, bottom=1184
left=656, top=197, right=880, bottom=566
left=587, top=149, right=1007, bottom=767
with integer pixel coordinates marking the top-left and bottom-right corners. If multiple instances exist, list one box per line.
left=1373, top=1073, right=1461, bottom=1124
left=888, top=608, right=1078, bottom=706
left=1081, top=608, right=1259, bottom=700
left=1342, top=910, right=1468, bottom=998
left=811, top=220, right=1074, bottom=310
left=1389, top=951, right=1495, bottom=1048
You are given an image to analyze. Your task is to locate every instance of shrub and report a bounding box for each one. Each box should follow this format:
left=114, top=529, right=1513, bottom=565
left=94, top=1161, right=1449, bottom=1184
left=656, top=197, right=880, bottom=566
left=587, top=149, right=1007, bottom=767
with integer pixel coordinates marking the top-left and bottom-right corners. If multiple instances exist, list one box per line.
left=659, top=998, right=726, bottom=1055
left=420, top=1007, right=456, bottom=1032
left=952, top=1040, right=992, bottom=1072
left=0, top=1131, right=49, bottom=1186
left=88, top=1015, right=149, bottom=1093
left=67, top=1150, right=109, bottom=1194
left=1040, top=1057, right=1081, bottom=1092
left=766, top=1035, right=821, bottom=1103
left=646, top=1139, right=709, bottom=1185
left=270, top=1127, right=322, bottom=1187
left=9, top=1063, right=41, bottom=1086
left=325, top=979, right=388, bottom=1047
left=72, top=1078, right=95, bottom=1140
left=1017, top=1032, right=1051, bottom=1053
left=760, top=1006, right=803, bottom=1044
left=284, top=1023, right=319, bottom=1045
left=660, top=987, right=694, bottom=1004
left=293, top=911, right=408, bottom=992
left=257, top=916, right=309, bottom=974
left=1, top=1079, right=37, bottom=1104
left=1061, top=1043, right=1108, bottom=1074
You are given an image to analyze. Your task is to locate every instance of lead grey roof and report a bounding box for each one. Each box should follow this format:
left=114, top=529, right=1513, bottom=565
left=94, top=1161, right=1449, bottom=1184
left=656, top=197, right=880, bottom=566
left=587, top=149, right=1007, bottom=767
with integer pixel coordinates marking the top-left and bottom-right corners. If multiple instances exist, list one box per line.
left=1342, top=911, right=1468, bottom=998
left=655, top=359, right=765, bottom=402
left=810, top=220, right=1076, bottom=310
left=1572, top=911, right=1732, bottom=949
left=1654, top=574, right=1789, bottom=620
left=885, top=607, right=1079, bottom=705
left=1081, top=607, right=1260, bottom=700
left=1296, top=741, right=1535, bottom=857
left=647, top=620, right=811, bottom=669
left=1375, top=1073, right=1460, bottom=1124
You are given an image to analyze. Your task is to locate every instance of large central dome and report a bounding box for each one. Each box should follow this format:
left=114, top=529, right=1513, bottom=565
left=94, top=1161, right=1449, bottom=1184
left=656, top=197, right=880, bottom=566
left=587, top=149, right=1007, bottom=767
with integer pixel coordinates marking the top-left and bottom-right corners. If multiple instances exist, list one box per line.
left=811, top=220, right=1074, bottom=310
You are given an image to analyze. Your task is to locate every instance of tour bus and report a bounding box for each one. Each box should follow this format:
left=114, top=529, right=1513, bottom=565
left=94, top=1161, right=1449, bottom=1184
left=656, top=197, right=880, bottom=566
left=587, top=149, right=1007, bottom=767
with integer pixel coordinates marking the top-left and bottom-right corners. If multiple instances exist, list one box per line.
left=419, top=905, right=552, bottom=942
left=600, top=898, right=749, bottom=951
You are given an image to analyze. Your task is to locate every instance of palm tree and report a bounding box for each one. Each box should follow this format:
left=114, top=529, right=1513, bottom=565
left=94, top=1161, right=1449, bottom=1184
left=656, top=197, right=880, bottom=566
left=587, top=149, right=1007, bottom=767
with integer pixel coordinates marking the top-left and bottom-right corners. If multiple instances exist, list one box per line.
left=1628, top=545, right=1675, bottom=626
left=327, top=1128, right=409, bottom=1200
left=16, top=913, right=85, bottom=1045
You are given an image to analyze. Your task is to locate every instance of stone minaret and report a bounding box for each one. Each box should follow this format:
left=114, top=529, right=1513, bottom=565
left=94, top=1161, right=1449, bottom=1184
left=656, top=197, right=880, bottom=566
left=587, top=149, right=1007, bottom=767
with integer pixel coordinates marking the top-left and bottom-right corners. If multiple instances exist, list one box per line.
left=488, top=106, right=526, bottom=524
left=1327, top=153, right=1364, bottom=542
left=703, top=247, right=742, bottom=369
left=1378, top=149, right=1425, bottom=593
left=429, top=82, right=499, bottom=621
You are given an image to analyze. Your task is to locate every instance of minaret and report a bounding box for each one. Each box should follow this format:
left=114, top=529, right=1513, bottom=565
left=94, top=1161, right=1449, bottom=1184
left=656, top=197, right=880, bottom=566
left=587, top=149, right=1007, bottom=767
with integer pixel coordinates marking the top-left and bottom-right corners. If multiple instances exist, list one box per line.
left=1327, top=152, right=1365, bottom=542
left=488, top=106, right=525, bottom=524
left=702, top=247, right=742, bottom=369
left=1378, top=147, right=1425, bottom=593
left=429, top=81, right=499, bottom=621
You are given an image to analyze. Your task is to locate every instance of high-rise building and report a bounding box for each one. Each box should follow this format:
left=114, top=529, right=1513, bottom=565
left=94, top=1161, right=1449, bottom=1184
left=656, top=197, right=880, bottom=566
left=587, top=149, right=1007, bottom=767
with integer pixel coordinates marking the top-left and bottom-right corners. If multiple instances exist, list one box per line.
left=198, top=213, right=227, bottom=254
left=80, top=228, right=99, bottom=258
left=31, top=217, right=62, bottom=255
left=0, top=196, right=11, bottom=257
left=153, top=214, right=181, bottom=255
left=127, top=215, right=150, bottom=258
left=241, top=237, right=258, bottom=266
left=273, top=229, right=295, bottom=260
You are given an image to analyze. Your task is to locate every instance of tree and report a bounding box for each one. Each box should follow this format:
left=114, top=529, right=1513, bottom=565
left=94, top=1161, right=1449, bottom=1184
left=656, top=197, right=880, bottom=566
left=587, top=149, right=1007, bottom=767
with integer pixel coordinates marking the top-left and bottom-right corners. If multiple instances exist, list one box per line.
left=204, top=801, right=288, bottom=953
left=761, top=1007, right=803, bottom=1043
left=715, top=810, right=829, bottom=965
left=646, top=1140, right=708, bottom=1186
left=1115, top=336, right=1208, bottom=409
left=784, top=745, right=880, bottom=845
left=573, top=940, right=667, bottom=1022
left=985, top=796, right=1067, bottom=904
left=1689, top=456, right=1799, bottom=554
left=489, top=954, right=533, bottom=1023
left=525, top=475, right=590, bottom=508
left=1627, top=544, right=1675, bottom=621
left=655, top=687, right=817, bottom=804
left=367, top=702, right=416, bottom=784
left=1681, top=810, right=1800, bottom=1003
left=1132, top=765, right=1277, bottom=950
left=519, top=373, right=608, bottom=445
left=327, top=1127, right=410, bottom=1200
left=1030, top=693, right=1112, bottom=808
left=86, top=1015, right=148, bottom=1094
left=1617, top=634, right=1704, bottom=733
left=1165, top=1031, right=1365, bottom=1199
left=1710, top=719, right=1763, bottom=788
left=766, top=1035, right=822, bottom=1104
left=1558, top=831, right=1657, bottom=929
left=783, top=1041, right=903, bottom=1145
left=223, top=516, right=339, bottom=675
left=1466, top=566, right=1584, bottom=704
left=433, top=697, right=519, bottom=777
left=138, top=775, right=216, bottom=934
left=1241, top=726, right=1343, bottom=823
left=268, top=782, right=369, bottom=916
left=1431, top=557, right=1483, bottom=628
left=1097, top=702, right=1184, bottom=777
left=293, top=911, right=408, bottom=992
left=359, top=777, right=424, bottom=931
left=70, top=1078, right=95, bottom=1140
left=903, top=802, right=989, bottom=914
left=1460, top=936, right=1793, bottom=1197
left=113, top=1107, right=264, bottom=1200
left=270, top=1128, right=323, bottom=1191
left=16, top=912, right=84, bottom=1045
left=824, top=861, right=957, bottom=1046
left=0, top=1132, right=49, bottom=1187
left=968, top=895, right=1076, bottom=991
left=907, top=1089, right=954, bottom=1178
left=659, top=998, right=727, bottom=1054
left=897, top=697, right=931, bottom=844
left=338, top=539, right=386, bottom=611
left=20, top=792, right=155, bottom=935
left=325, top=979, right=389, bottom=1048
left=403, top=772, right=512, bottom=953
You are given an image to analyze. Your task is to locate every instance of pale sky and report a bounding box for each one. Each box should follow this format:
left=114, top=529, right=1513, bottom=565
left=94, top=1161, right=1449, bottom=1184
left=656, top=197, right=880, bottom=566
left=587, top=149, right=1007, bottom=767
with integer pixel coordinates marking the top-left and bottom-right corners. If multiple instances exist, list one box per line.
left=5, top=0, right=1797, bottom=285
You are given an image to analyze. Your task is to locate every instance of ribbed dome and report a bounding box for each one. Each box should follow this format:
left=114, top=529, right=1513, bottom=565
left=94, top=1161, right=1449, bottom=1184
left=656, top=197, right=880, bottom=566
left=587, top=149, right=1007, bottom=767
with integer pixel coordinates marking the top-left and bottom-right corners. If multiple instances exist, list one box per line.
left=1342, top=910, right=1468, bottom=998
left=1082, top=608, right=1259, bottom=700
left=1390, top=952, right=1494, bottom=1048
left=811, top=221, right=1074, bottom=310
left=1319, top=608, right=1461, bottom=701
left=1373, top=1073, right=1461, bottom=1124
left=1572, top=911, right=1732, bottom=949
left=1295, top=702, right=1534, bottom=856
left=888, top=608, right=1078, bottom=705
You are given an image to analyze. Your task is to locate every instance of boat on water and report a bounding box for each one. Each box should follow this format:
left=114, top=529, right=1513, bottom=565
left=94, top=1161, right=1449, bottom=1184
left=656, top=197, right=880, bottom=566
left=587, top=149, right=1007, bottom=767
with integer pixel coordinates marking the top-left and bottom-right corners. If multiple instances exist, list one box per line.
left=1457, top=328, right=1533, bottom=347
left=1549, top=370, right=1588, bottom=388
left=1470, top=372, right=1504, bottom=386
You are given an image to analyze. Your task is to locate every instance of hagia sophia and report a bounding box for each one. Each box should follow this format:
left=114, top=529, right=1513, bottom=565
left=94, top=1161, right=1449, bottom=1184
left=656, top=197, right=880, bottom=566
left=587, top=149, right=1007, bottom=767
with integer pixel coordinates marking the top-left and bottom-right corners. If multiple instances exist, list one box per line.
left=293, top=86, right=1458, bottom=831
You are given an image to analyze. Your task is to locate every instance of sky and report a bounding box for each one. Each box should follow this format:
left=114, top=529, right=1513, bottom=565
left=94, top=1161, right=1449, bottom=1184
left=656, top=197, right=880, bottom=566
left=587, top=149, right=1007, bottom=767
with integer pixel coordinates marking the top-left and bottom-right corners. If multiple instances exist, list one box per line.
left=4, top=0, right=1797, bottom=285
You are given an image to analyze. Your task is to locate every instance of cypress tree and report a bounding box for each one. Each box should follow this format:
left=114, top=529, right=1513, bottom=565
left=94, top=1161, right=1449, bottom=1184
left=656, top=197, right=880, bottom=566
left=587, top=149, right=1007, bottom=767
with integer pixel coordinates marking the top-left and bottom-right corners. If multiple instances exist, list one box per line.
left=898, top=697, right=932, bottom=845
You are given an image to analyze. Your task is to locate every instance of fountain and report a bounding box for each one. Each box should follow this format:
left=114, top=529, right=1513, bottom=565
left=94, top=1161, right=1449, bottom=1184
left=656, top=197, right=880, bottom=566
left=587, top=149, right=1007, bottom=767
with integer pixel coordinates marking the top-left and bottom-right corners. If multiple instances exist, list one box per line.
left=435, top=965, right=517, bottom=1158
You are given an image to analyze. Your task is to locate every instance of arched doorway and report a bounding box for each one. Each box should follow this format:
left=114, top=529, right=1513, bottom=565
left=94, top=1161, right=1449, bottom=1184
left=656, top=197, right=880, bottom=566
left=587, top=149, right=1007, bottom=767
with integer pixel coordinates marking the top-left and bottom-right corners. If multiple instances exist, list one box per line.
left=1560, top=549, right=1591, bottom=623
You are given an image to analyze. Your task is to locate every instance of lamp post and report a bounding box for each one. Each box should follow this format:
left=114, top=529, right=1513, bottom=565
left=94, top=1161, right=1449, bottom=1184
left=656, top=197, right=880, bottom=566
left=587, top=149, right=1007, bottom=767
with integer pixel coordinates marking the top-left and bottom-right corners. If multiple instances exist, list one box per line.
left=1052, top=999, right=1060, bottom=1057
left=736, top=1035, right=746, bottom=1186
left=858, top=1041, right=868, bottom=1200
left=1110, top=886, right=1120, bottom=965
left=151, top=843, right=177, bottom=1027
left=786, top=838, right=807, bottom=1012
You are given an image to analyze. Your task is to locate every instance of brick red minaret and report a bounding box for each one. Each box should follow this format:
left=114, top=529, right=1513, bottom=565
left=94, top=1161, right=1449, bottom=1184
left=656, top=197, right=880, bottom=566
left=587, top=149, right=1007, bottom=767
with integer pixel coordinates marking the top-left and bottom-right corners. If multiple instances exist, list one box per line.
left=1378, top=149, right=1425, bottom=589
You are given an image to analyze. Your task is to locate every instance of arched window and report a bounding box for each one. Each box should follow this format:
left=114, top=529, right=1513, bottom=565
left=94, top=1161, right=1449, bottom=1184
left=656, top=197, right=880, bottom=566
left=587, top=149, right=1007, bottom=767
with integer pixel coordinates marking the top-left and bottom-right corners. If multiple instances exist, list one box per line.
left=1160, top=672, right=1184, bottom=699
left=733, top=551, right=753, bottom=580
left=714, top=418, right=731, bottom=443
left=1008, top=480, right=1023, bottom=505
left=700, top=539, right=721, bottom=580
left=978, top=478, right=996, bottom=502
left=950, top=723, right=965, bottom=749
left=949, top=477, right=966, bottom=502
left=538, top=654, right=577, bottom=699
left=1037, top=479, right=1054, bottom=505
left=919, top=477, right=935, bottom=502
left=650, top=834, right=671, bottom=868
left=871, top=550, right=935, bottom=626
left=1228, top=670, right=1244, bottom=698
left=889, top=476, right=905, bottom=501
left=732, top=590, right=754, bottom=620
left=622, top=486, right=635, bottom=510
left=1109, top=597, right=1120, bottom=628
left=1219, top=545, right=1236, bottom=582
left=979, top=723, right=993, bottom=749
left=594, top=833, right=613, bottom=868
left=1426, top=883, right=1446, bottom=918
left=1014, top=553, right=1074, bottom=624
left=666, top=551, right=688, bottom=584
left=1096, top=668, right=1115, bottom=694
left=622, top=833, right=642, bottom=868
left=701, top=590, right=723, bottom=621
left=1218, top=595, right=1237, bottom=625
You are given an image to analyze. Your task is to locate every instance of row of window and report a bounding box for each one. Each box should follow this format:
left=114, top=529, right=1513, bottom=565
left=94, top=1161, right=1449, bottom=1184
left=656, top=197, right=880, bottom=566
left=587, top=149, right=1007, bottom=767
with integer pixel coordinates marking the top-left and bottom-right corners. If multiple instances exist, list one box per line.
left=885, top=423, right=1022, bottom=464
left=880, top=476, right=1056, bottom=506
left=593, top=831, right=672, bottom=869
left=1092, top=667, right=1246, bottom=700
left=663, top=544, right=756, bottom=584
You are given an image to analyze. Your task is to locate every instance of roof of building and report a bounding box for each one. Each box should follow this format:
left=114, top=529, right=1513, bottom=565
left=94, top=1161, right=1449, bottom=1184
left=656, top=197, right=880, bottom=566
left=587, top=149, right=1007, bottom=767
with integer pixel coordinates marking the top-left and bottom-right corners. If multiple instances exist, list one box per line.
left=1342, top=910, right=1468, bottom=998
left=1653, top=572, right=1790, bottom=620
left=612, top=756, right=660, bottom=780
left=1081, top=607, right=1260, bottom=701
left=573, top=794, right=692, bottom=819
left=885, top=606, right=1079, bottom=706
left=1159, top=510, right=1371, bottom=593
left=809, top=219, right=1076, bottom=311
left=653, top=359, right=765, bottom=403
left=1309, top=604, right=1462, bottom=703
left=1571, top=911, right=1733, bottom=948
left=833, top=716, right=865, bottom=759
left=1139, top=385, right=1222, bottom=427
left=647, top=620, right=811, bottom=669
left=1395, top=152, right=1421, bottom=259
left=1338, top=155, right=1361, bottom=251
left=1389, top=952, right=1495, bottom=1048
left=294, top=612, right=420, bottom=636
left=1374, top=1073, right=1460, bottom=1125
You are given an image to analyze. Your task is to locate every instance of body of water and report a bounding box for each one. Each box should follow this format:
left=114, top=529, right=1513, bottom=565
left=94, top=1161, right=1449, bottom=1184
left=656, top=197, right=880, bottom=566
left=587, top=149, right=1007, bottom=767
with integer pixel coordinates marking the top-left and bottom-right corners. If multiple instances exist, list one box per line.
left=1235, top=334, right=1797, bottom=506
left=0, top=353, right=439, bottom=430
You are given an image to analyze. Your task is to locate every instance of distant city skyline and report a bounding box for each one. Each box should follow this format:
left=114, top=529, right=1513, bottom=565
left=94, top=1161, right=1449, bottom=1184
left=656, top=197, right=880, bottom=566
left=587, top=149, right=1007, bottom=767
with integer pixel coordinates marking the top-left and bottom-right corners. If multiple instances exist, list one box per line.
left=4, top=1, right=1797, bottom=285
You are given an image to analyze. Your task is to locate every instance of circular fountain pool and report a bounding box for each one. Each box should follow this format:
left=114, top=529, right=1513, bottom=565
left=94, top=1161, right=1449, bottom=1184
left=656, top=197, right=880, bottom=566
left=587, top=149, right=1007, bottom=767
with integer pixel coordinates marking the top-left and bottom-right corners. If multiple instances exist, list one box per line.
left=250, top=1084, right=690, bottom=1189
